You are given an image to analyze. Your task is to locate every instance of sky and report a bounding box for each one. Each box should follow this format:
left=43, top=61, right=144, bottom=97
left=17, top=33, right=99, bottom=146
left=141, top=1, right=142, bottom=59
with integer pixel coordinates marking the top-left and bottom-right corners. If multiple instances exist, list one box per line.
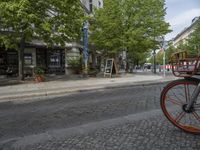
left=165, top=0, right=200, bottom=41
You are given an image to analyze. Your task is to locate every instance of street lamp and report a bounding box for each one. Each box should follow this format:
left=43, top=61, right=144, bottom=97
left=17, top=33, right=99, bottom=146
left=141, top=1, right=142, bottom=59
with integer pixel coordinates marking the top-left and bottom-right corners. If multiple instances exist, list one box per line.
left=161, top=37, right=165, bottom=77
left=163, top=47, right=166, bottom=77
left=153, top=49, right=156, bottom=74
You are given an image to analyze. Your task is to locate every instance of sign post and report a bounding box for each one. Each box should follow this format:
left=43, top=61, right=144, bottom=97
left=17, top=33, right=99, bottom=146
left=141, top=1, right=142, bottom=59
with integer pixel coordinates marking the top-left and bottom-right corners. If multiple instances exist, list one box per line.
left=104, top=58, right=118, bottom=78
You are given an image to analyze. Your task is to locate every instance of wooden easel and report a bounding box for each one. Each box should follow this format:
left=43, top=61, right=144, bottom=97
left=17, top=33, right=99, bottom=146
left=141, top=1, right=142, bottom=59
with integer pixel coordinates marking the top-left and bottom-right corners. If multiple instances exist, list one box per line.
left=104, top=58, right=118, bottom=78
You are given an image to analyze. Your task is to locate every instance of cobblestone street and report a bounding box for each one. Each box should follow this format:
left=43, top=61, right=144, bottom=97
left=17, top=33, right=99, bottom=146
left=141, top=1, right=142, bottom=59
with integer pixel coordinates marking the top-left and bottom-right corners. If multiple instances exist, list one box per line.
left=0, top=82, right=200, bottom=149
left=26, top=114, right=200, bottom=150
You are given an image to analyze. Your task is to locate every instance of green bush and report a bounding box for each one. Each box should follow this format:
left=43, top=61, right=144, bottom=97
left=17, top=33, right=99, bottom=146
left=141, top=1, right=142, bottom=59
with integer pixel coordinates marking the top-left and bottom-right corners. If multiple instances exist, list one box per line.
left=68, top=57, right=81, bottom=69
left=34, top=67, right=45, bottom=75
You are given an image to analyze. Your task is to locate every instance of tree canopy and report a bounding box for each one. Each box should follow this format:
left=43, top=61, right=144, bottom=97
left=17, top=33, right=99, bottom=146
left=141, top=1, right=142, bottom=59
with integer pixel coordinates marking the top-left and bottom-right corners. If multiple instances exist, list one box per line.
left=89, top=0, right=123, bottom=56
left=187, top=22, right=200, bottom=56
left=0, top=0, right=84, bottom=48
left=0, top=0, right=85, bottom=80
left=90, top=0, right=170, bottom=62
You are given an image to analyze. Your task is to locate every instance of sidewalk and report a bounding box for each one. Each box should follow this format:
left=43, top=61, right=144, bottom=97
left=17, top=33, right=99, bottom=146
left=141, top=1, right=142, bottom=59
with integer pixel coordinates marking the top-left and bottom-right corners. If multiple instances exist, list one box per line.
left=0, top=73, right=176, bottom=101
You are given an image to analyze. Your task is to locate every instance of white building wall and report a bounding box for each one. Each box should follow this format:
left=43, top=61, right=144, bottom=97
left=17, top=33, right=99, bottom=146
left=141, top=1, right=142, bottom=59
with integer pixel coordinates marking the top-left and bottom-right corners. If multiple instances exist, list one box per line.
left=173, top=28, right=195, bottom=48
left=80, top=0, right=103, bottom=12
left=173, top=17, right=199, bottom=48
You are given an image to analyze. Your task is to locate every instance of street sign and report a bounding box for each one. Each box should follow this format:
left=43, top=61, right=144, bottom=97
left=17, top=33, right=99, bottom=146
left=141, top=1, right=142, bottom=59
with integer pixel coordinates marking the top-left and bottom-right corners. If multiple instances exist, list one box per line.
left=104, top=58, right=118, bottom=78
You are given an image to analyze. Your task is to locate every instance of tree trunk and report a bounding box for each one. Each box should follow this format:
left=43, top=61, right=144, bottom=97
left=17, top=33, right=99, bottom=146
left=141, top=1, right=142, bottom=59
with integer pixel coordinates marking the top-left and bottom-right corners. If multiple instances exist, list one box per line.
left=18, top=36, right=25, bottom=81
left=114, top=54, right=119, bottom=70
left=92, top=50, right=96, bottom=69
left=126, top=61, right=129, bottom=73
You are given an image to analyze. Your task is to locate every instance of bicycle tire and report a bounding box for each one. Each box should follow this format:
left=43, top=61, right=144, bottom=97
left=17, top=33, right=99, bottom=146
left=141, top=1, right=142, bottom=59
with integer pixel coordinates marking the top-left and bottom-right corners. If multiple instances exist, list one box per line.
left=160, top=79, right=200, bottom=134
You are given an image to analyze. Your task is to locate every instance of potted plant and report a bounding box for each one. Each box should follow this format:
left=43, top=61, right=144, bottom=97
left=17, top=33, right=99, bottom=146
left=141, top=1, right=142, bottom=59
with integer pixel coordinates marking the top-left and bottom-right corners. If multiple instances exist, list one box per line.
left=34, top=67, right=45, bottom=82
left=68, top=57, right=82, bottom=74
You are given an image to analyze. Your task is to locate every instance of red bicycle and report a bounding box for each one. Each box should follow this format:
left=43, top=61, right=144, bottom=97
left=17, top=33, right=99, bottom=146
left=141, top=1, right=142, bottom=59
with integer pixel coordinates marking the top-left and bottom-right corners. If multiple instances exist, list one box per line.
left=160, top=51, right=200, bottom=134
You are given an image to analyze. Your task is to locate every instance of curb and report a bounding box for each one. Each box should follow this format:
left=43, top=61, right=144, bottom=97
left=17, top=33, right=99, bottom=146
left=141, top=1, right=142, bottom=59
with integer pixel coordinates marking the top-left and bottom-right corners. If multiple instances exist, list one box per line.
left=0, top=78, right=177, bottom=102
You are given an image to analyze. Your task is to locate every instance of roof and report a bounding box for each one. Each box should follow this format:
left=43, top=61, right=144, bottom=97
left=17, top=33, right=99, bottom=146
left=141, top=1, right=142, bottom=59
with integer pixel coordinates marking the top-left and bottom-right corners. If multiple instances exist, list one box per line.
left=173, top=16, right=200, bottom=41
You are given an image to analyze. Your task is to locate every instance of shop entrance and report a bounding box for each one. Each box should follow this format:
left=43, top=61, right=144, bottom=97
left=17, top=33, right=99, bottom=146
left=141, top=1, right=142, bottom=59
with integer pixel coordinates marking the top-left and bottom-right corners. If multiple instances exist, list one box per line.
left=36, top=49, right=65, bottom=74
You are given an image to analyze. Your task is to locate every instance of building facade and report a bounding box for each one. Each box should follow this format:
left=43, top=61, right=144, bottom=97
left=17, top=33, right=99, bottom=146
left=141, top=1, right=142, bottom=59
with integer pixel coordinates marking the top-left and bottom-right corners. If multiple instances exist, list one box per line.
left=0, top=0, right=104, bottom=78
left=0, top=41, right=82, bottom=77
left=81, top=0, right=103, bottom=13
left=173, top=16, right=200, bottom=48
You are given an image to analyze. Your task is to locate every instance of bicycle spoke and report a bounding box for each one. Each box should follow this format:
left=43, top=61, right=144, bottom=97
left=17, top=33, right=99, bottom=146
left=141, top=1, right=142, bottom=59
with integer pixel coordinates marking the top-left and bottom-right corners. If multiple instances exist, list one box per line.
left=166, top=96, right=183, bottom=106
left=184, top=84, right=190, bottom=102
left=192, top=112, right=200, bottom=123
left=175, top=111, right=186, bottom=123
left=171, top=88, right=184, bottom=103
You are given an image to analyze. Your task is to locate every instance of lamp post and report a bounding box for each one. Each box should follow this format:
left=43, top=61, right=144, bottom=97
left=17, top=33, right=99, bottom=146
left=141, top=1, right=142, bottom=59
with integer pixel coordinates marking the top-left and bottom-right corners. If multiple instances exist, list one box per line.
left=161, top=37, right=165, bottom=77
left=153, top=49, right=156, bottom=74
left=83, top=21, right=89, bottom=75
left=163, top=47, right=166, bottom=77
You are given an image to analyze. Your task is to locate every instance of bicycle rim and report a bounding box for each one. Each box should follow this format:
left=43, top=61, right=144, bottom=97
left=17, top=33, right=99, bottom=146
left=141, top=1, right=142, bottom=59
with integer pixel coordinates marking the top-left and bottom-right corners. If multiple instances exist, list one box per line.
left=161, top=79, right=200, bottom=134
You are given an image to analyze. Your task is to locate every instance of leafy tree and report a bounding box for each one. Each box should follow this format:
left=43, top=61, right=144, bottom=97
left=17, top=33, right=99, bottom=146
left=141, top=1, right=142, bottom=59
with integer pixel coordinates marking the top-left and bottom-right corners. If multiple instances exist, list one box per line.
left=0, top=0, right=84, bottom=80
left=156, top=50, right=164, bottom=65
left=90, top=0, right=170, bottom=70
left=187, top=22, right=200, bottom=56
left=123, top=0, right=170, bottom=50
left=165, top=42, right=176, bottom=64
left=89, top=0, right=123, bottom=57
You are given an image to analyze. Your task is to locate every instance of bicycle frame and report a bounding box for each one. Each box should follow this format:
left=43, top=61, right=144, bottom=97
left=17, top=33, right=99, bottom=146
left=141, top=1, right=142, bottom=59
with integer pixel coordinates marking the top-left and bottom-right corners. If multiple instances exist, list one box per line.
left=187, top=81, right=200, bottom=110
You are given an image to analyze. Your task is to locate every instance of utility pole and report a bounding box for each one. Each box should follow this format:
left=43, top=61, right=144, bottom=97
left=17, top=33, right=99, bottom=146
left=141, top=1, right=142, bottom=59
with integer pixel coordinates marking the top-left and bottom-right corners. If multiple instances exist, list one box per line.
left=163, top=48, right=166, bottom=77
left=83, top=21, right=89, bottom=75
left=153, top=49, right=156, bottom=74
left=162, top=37, right=165, bottom=77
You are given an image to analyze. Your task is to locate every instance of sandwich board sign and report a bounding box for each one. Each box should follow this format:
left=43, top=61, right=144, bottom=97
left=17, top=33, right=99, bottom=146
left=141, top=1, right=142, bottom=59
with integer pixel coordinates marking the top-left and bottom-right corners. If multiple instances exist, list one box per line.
left=104, top=58, right=118, bottom=78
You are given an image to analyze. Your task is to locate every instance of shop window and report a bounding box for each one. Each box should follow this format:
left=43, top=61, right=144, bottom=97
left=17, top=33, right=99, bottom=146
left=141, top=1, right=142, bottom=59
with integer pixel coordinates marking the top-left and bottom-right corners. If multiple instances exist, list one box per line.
left=7, top=52, right=18, bottom=65
left=6, top=51, right=18, bottom=76
left=0, top=55, right=6, bottom=65
left=0, top=52, right=7, bottom=75
left=36, top=49, right=47, bottom=68
left=24, top=53, right=32, bottom=65
left=49, top=53, right=60, bottom=67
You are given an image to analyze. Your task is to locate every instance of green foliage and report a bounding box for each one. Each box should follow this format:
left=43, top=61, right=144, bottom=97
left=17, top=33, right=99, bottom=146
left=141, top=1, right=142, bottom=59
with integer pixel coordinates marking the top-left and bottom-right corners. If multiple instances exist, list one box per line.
left=89, top=0, right=123, bottom=56
left=68, top=57, right=81, bottom=69
left=169, top=22, right=200, bottom=58
left=90, top=0, right=170, bottom=63
left=0, top=0, right=84, bottom=49
left=187, top=22, right=200, bottom=56
left=156, top=50, right=164, bottom=65
left=34, top=67, right=44, bottom=75
left=165, top=42, right=176, bottom=63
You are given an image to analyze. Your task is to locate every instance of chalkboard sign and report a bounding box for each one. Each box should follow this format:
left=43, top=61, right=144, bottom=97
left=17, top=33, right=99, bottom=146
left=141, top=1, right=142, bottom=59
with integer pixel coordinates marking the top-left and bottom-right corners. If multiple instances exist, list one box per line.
left=104, top=58, right=118, bottom=78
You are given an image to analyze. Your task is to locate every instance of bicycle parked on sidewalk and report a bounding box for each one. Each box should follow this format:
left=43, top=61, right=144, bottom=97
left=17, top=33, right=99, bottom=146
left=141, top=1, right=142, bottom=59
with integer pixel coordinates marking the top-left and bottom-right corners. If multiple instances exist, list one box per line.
left=160, top=51, right=200, bottom=134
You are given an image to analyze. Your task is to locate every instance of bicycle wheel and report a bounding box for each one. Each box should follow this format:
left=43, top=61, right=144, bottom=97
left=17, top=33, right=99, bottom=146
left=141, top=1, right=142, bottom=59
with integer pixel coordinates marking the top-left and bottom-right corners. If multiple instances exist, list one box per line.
left=161, top=79, right=200, bottom=134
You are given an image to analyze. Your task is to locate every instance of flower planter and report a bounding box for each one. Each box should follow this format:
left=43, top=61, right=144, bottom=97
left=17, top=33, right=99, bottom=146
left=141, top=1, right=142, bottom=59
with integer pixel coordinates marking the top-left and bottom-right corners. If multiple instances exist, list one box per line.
left=35, top=75, right=45, bottom=82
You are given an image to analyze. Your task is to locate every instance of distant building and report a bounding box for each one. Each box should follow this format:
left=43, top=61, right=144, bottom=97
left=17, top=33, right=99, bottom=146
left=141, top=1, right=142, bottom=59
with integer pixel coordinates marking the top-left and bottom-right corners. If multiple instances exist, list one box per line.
left=81, top=0, right=103, bottom=13
left=173, top=16, right=200, bottom=48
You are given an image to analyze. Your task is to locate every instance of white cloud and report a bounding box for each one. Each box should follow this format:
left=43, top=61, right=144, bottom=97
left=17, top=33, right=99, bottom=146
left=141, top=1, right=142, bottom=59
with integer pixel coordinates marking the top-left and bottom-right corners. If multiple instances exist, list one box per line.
left=167, top=8, right=200, bottom=27
left=166, top=0, right=182, bottom=4
left=165, top=8, right=200, bottom=40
